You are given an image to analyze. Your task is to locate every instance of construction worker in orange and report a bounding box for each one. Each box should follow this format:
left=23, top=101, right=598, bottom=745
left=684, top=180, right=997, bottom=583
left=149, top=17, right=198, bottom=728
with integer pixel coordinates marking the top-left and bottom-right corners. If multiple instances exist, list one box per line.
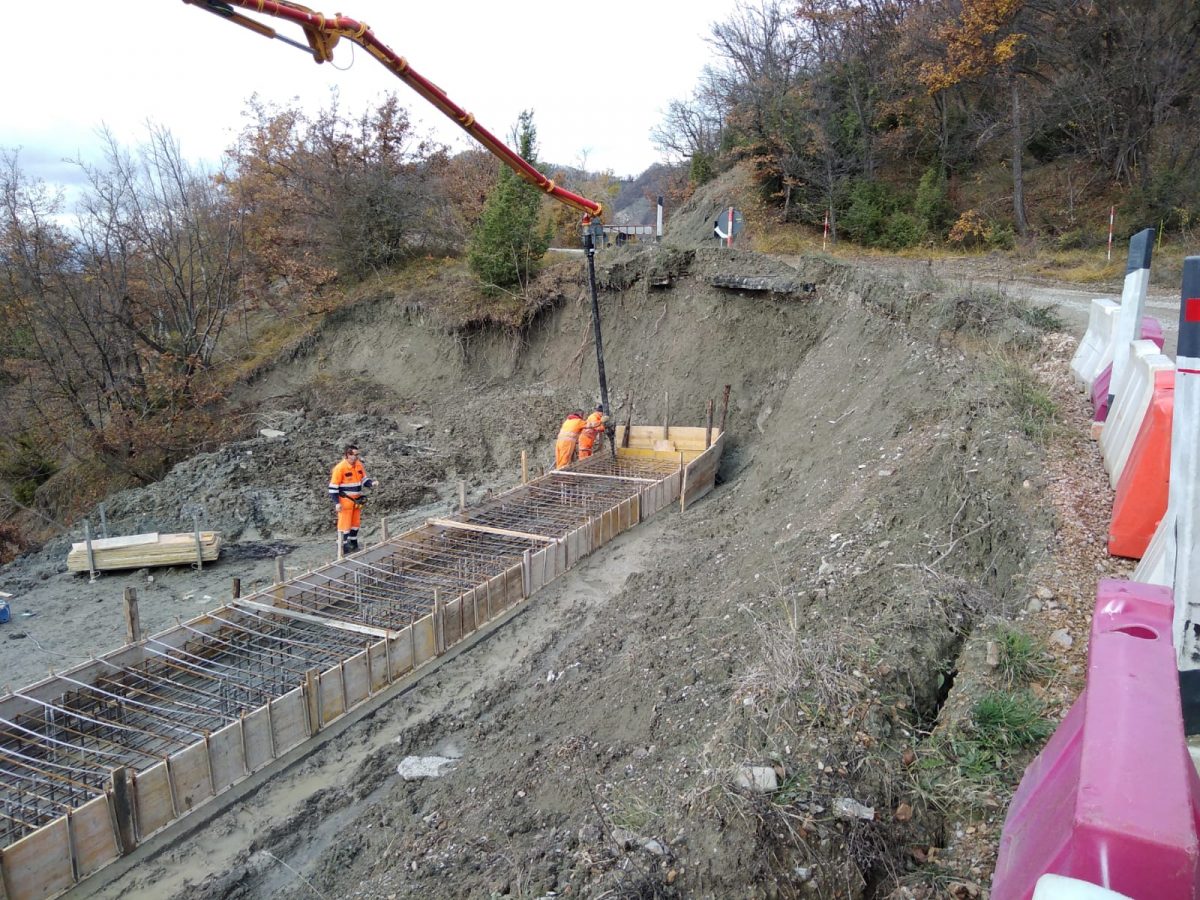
left=555, top=411, right=586, bottom=469
left=328, top=443, right=377, bottom=555
left=578, top=404, right=610, bottom=459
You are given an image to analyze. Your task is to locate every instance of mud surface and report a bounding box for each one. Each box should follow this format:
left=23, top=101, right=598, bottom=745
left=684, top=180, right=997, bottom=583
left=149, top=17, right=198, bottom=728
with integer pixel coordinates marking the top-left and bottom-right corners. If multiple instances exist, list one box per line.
left=3, top=234, right=1100, bottom=898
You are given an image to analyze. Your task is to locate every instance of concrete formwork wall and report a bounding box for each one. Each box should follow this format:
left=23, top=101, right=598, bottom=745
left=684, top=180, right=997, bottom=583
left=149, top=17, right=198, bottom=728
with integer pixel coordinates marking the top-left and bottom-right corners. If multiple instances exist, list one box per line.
left=0, top=442, right=716, bottom=900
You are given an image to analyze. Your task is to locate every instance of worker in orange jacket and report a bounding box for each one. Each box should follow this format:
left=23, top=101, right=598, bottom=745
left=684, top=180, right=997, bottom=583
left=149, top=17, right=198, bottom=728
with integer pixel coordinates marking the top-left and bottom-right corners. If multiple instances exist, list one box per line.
left=555, top=411, right=586, bottom=469
left=578, top=404, right=610, bottom=459
left=328, top=443, right=377, bottom=555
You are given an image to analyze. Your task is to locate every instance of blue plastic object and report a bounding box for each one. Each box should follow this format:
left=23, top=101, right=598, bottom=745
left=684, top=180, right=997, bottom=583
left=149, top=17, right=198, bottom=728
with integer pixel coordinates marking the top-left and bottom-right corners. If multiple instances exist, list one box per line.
left=0, top=599, right=9, bottom=625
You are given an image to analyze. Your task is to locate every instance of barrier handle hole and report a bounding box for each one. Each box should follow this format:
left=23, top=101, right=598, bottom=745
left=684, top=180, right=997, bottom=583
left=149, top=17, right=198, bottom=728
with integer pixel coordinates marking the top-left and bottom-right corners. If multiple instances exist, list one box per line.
left=1108, top=624, right=1158, bottom=640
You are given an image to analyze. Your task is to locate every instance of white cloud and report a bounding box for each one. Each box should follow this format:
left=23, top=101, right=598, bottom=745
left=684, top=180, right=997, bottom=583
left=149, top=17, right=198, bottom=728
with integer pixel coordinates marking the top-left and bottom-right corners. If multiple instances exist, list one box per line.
left=7, top=0, right=732, bottom=193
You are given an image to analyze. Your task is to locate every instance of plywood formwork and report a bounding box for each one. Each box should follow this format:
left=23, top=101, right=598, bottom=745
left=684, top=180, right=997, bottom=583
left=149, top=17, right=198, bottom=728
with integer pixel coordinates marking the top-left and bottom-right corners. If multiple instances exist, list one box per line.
left=0, top=429, right=723, bottom=899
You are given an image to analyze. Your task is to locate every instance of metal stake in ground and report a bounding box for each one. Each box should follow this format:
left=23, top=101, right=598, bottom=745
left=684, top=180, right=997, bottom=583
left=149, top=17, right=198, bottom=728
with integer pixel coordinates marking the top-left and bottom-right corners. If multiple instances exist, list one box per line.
left=582, top=219, right=613, bottom=440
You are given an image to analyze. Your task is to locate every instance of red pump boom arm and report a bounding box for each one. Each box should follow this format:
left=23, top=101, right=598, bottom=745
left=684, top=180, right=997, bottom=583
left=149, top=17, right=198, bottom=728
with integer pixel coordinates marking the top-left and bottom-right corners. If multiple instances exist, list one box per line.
left=183, top=0, right=604, bottom=219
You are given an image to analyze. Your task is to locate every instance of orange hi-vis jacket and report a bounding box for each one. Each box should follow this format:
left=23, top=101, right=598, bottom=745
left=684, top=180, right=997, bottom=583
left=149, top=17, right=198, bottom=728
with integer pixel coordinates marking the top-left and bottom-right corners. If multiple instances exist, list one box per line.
left=555, top=414, right=586, bottom=469
left=578, top=410, right=607, bottom=458
left=329, top=458, right=372, bottom=530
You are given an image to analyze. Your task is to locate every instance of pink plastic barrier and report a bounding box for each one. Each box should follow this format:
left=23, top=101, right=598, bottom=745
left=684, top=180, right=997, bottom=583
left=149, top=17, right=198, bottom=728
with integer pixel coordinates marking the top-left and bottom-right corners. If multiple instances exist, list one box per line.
left=1091, top=317, right=1165, bottom=422
left=993, top=580, right=1200, bottom=899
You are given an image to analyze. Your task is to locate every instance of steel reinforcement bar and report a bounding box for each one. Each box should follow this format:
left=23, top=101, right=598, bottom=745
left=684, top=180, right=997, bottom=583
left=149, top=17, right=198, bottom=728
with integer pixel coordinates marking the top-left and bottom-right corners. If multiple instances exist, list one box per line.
left=0, top=427, right=723, bottom=900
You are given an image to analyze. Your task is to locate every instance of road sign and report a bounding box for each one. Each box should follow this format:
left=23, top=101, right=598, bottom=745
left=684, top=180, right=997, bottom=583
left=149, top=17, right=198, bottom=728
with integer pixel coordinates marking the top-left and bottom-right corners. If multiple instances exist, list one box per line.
left=714, top=207, right=744, bottom=246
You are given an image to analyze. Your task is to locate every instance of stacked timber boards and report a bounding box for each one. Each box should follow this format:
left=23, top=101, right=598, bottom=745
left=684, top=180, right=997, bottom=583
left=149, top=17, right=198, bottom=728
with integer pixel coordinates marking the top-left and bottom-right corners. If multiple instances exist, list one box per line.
left=66, top=532, right=221, bottom=573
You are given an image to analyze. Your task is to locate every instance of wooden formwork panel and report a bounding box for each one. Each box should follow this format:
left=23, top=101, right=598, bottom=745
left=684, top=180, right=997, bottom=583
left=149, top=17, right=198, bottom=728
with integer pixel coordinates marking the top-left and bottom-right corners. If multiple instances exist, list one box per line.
left=168, top=742, right=214, bottom=814
left=388, top=630, right=414, bottom=679
left=529, top=547, right=550, bottom=594
left=242, top=705, right=275, bottom=773
left=682, top=435, right=724, bottom=510
left=485, top=575, right=502, bottom=618
left=443, top=598, right=462, bottom=648
left=461, top=589, right=478, bottom=635
left=271, top=688, right=308, bottom=754
left=343, top=651, right=370, bottom=708
left=466, top=585, right=484, bottom=628
left=319, top=666, right=347, bottom=725
left=70, top=795, right=120, bottom=879
left=133, top=761, right=174, bottom=838
left=368, top=641, right=389, bottom=692
left=208, top=721, right=247, bottom=793
left=0, top=816, right=73, bottom=900
left=618, top=425, right=721, bottom=453
left=413, top=614, right=436, bottom=666
left=505, top=564, right=524, bottom=606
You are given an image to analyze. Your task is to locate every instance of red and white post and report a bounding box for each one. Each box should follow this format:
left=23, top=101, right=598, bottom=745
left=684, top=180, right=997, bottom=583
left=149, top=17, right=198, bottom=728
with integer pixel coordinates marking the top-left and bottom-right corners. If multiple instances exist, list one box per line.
left=1107, top=205, right=1116, bottom=263
left=823, top=209, right=830, bottom=251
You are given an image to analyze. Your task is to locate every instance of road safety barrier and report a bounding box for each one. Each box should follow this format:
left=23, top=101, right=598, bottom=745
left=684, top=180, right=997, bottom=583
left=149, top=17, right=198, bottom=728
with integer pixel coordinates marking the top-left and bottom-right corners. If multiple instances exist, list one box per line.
left=1089, top=317, right=1164, bottom=422
left=1098, top=342, right=1173, bottom=487
left=1109, top=368, right=1174, bottom=559
left=1070, top=298, right=1120, bottom=390
left=993, top=580, right=1200, bottom=900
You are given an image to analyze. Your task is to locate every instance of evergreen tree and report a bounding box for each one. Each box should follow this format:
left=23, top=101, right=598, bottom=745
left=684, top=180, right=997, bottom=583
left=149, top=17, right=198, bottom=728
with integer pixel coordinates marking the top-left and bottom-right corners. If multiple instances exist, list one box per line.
left=467, top=111, right=552, bottom=292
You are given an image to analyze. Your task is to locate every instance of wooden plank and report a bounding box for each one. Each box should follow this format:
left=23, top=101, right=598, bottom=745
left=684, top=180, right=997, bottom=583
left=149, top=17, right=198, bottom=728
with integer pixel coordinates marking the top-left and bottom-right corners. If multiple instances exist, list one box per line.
left=343, top=651, right=370, bottom=708
left=270, top=688, right=308, bottom=755
left=70, top=795, right=120, bottom=878
left=368, top=640, right=389, bottom=692
left=444, top=598, right=463, bottom=647
left=231, top=598, right=399, bottom=639
left=506, top=565, right=524, bottom=606
left=413, top=614, right=437, bottom=666
left=388, top=630, right=414, bottom=679
left=132, top=761, right=174, bottom=838
left=319, top=666, right=347, bottom=725
left=168, top=742, right=214, bottom=814
left=427, top=518, right=555, bottom=543
left=1, top=817, right=74, bottom=900
left=242, top=705, right=274, bottom=773
left=208, top=721, right=247, bottom=793
left=109, top=768, right=135, bottom=855
left=461, top=589, right=477, bottom=635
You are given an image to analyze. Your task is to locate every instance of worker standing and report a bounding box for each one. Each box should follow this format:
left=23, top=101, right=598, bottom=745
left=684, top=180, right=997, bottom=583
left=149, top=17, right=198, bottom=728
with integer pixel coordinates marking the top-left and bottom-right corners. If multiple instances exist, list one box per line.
left=578, top=404, right=610, bottom=459
left=328, top=443, right=377, bottom=555
left=555, top=411, right=586, bottom=469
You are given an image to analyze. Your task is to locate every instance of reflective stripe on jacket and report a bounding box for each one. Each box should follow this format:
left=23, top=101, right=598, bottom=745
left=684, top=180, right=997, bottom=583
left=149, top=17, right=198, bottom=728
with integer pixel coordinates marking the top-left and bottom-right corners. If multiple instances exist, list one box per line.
left=329, top=459, right=368, bottom=501
left=557, top=415, right=586, bottom=443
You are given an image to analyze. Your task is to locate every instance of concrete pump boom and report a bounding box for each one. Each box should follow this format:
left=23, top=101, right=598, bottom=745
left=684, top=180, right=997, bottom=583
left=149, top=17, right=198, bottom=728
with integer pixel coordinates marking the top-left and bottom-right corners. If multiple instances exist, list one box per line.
left=182, top=0, right=605, bottom=220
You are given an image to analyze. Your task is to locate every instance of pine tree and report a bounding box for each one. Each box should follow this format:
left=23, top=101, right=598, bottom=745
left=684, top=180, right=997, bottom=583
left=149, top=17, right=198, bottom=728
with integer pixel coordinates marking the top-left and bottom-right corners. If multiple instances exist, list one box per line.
left=467, top=111, right=552, bottom=292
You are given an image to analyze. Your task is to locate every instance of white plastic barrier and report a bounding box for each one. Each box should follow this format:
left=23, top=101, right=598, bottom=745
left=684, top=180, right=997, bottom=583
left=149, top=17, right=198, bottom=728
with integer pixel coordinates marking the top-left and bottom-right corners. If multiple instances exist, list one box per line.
left=1135, top=512, right=1172, bottom=586
left=1098, top=341, right=1173, bottom=486
left=1070, top=298, right=1119, bottom=390
left=1032, top=874, right=1133, bottom=900
left=1107, top=228, right=1156, bottom=405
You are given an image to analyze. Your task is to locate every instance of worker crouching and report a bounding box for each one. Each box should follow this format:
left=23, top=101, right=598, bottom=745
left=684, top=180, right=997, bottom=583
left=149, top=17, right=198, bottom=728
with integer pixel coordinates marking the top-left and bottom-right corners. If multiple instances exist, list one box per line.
left=328, top=443, right=378, bottom=555
left=555, top=411, right=586, bottom=469
left=578, top=404, right=610, bottom=459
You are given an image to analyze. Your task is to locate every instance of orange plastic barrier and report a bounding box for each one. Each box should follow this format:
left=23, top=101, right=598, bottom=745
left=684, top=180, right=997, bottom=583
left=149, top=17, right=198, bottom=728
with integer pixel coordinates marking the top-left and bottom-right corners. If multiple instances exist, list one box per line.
left=1109, top=369, right=1175, bottom=559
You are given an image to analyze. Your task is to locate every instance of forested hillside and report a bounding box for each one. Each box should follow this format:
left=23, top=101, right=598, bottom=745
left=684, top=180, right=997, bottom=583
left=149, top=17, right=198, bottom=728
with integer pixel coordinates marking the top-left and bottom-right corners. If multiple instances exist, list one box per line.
left=653, top=0, right=1200, bottom=248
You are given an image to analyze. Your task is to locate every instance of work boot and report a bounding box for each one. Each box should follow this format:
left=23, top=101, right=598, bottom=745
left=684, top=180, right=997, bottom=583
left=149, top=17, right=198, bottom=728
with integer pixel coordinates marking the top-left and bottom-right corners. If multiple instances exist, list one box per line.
left=342, top=541, right=354, bottom=555
left=348, top=539, right=359, bottom=552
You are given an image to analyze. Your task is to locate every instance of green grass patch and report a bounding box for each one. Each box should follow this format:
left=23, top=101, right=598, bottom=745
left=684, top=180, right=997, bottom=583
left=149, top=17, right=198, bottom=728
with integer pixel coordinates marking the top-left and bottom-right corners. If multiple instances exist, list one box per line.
left=996, top=625, right=1053, bottom=687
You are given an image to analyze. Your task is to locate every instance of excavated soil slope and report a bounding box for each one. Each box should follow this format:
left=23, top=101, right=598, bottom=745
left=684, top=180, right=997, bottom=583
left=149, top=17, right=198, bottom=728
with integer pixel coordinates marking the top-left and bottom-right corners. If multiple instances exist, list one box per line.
left=4, top=246, right=1061, bottom=898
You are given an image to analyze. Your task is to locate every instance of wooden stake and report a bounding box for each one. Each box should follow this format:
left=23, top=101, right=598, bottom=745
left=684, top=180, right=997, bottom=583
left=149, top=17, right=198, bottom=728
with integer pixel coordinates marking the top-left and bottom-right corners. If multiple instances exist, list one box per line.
left=123, top=587, right=141, bottom=645
left=623, top=398, right=633, bottom=448
left=434, top=589, right=444, bottom=654
left=381, top=517, right=390, bottom=540
left=459, top=480, right=467, bottom=512
left=304, top=668, right=322, bottom=735
left=705, top=398, right=714, bottom=448
left=110, top=767, right=136, bottom=855
left=274, top=556, right=285, bottom=584
left=719, top=384, right=731, bottom=435
left=521, top=450, right=528, bottom=484
left=232, top=577, right=241, bottom=600
left=663, top=391, right=670, bottom=439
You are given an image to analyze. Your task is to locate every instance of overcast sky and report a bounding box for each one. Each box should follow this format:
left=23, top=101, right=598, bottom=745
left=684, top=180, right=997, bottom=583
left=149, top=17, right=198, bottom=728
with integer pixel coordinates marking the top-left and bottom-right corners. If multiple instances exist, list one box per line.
left=6, top=1, right=732, bottom=200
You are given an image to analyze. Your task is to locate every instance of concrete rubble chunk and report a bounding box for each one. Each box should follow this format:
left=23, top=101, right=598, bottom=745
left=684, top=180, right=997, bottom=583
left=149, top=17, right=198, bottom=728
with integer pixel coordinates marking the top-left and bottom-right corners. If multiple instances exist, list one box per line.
left=259, top=428, right=286, bottom=439
left=396, top=755, right=458, bottom=780
left=833, top=797, right=875, bottom=820
left=736, top=765, right=779, bottom=792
